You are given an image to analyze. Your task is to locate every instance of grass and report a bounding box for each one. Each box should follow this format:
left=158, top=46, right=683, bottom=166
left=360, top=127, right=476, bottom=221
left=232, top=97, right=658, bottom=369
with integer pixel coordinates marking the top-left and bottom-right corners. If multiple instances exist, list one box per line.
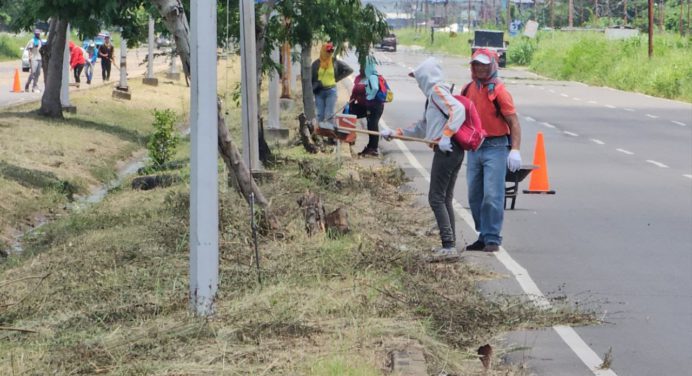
left=396, top=27, right=692, bottom=102
left=0, top=54, right=597, bottom=375
left=0, top=33, right=24, bottom=61
left=527, top=31, right=692, bottom=101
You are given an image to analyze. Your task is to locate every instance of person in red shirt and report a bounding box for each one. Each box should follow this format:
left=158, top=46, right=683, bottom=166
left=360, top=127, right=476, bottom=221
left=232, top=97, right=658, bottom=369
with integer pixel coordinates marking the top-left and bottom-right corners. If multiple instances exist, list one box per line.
left=463, top=48, right=522, bottom=253
left=68, top=41, right=86, bottom=85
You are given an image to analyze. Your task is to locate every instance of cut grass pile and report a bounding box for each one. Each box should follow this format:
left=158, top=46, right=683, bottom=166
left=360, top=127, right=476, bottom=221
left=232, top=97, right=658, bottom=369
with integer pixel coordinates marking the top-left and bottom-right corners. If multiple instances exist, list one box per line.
left=0, top=58, right=596, bottom=375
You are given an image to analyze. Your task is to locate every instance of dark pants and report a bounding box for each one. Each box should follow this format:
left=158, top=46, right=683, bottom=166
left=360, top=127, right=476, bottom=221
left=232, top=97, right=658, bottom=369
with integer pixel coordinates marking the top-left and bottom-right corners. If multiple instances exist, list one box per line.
left=349, top=102, right=384, bottom=150
left=101, top=59, right=111, bottom=80
left=429, top=143, right=464, bottom=248
left=73, top=64, right=84, bottom=83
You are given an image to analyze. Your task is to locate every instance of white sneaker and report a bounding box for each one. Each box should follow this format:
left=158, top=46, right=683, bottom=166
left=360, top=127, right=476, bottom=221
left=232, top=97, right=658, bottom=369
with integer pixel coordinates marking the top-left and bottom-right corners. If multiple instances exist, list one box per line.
left=425, top=247, right=460, bottom=263
left=32, top=88, right=41, bottom=93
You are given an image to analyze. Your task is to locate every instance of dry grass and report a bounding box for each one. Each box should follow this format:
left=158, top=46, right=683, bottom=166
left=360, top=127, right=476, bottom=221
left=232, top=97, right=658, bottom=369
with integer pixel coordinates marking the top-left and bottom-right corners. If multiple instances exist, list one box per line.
left=0, top=56, right=596, bottom=375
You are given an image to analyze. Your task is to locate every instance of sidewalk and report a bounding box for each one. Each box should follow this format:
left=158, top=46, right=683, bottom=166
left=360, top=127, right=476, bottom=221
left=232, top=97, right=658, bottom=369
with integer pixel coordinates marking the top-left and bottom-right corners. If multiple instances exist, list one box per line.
left=0, top=47, right=171, bottom=109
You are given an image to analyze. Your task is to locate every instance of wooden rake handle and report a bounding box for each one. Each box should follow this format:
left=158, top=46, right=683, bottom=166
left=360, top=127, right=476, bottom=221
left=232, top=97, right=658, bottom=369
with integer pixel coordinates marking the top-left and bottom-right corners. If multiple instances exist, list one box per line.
left=335, top=126, right=437, bottom=146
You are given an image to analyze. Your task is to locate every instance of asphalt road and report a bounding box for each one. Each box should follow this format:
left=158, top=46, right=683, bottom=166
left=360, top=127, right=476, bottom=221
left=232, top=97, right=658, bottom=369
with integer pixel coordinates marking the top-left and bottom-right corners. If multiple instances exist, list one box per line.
left=345, top=47, right=692, bottom=376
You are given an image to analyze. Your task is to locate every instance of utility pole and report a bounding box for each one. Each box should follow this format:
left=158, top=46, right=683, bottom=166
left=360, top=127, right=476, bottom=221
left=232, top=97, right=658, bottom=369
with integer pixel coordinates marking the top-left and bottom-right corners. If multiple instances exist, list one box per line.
left=189, top=0, right=219, bottom=317
left=649, top=0, right=654, bottom=58
left=240, top=0, right=261, bottom=172
left=143, top=16, right=158, bottom=86
left=468, top=0, right=472, bottom=31
left=624, top=0, right=628, bottom=24
left=569, top=0, right=574, bottom=27
left=60, top=24, right=73, bottom=112
left=507, top=0, right=512, bottom=31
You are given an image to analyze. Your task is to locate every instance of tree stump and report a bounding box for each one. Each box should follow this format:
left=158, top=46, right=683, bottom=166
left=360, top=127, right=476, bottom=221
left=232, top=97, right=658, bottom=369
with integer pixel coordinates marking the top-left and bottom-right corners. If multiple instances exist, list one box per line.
left=296, top=190, right=325, bottom=236
left=297, top=113, right=318, bottom=154
left=325, top=207, right=349, bottom=236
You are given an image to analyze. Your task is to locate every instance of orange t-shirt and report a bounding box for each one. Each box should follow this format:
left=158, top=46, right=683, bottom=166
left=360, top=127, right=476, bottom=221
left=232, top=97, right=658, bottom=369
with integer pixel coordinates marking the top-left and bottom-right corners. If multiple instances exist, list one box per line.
left=465, top=83, right=516, bottom=137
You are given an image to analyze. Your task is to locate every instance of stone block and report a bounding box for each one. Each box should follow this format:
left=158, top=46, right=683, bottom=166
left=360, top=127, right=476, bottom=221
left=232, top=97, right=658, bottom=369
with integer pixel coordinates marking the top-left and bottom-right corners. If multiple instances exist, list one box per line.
left=142, top=77, right=159, bottom=86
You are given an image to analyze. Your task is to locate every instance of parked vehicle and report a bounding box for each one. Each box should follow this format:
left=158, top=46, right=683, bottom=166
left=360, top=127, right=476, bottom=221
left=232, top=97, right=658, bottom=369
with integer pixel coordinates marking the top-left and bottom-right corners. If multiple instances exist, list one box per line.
left=468, top=30, right=508, bottom=68
left=155, top=35, right=172, bottom=49
left=379, top=33, right=397, bottom=52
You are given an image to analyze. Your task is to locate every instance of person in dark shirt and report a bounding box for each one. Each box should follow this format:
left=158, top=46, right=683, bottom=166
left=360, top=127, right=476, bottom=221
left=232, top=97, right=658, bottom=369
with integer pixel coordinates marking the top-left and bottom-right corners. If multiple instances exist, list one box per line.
left=98, top=35, right=114, bottom=81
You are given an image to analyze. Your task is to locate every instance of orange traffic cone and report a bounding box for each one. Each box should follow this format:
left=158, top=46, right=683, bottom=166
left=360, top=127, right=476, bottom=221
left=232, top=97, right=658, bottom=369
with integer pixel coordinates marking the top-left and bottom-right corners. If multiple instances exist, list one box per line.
left=11, top=68, right=22, bottom=93
left=523, top=132, right=556, bottom=194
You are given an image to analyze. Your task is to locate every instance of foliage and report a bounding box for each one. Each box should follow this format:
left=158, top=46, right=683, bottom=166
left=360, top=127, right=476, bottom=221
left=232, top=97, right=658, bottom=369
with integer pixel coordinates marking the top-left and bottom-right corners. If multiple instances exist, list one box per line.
left=147, top=109, right=180, bottom=169
left=529, top=31, right=692, bottom=101
left=395, top=27, right=473, bottom=57
left=507, top=36, right=536, bottom=65
left=0, top=33, right=23, bottom=60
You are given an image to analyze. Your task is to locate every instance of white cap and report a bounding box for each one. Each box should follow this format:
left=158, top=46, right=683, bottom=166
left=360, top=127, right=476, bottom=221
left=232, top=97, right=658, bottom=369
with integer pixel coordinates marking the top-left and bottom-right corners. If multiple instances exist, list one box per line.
left=471, top=53, right=491, bottom=65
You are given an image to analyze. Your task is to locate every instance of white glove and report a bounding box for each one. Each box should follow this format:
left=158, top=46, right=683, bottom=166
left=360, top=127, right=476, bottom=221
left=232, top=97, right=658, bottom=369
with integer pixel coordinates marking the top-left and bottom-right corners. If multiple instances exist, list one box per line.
left=438, top=136, right=453, bottom=153
left=507, top=149, right=522, bottom=172
left=380, top=128, right=394, bottom=141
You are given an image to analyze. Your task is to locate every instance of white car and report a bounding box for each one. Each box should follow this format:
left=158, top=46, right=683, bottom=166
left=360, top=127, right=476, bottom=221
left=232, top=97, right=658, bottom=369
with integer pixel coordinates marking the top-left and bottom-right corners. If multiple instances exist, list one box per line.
left=21, top=48, right=30, bottom=72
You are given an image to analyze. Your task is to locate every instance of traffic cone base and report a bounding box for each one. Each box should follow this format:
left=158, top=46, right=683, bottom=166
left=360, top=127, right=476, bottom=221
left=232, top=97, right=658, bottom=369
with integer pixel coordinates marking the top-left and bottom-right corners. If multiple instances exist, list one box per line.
left=11, top=68, right=22, bottom=93
left=523, top=131, right=556, bottom=194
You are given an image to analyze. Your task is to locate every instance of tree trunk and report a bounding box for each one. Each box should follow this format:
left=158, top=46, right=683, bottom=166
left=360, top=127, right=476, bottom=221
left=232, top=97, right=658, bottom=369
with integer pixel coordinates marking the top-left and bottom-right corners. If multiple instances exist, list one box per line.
left=39, top=18, right=67, bottom=119
left=300, top=43, right=316, bottom=124
left=151, top=0, right=269, bottom=212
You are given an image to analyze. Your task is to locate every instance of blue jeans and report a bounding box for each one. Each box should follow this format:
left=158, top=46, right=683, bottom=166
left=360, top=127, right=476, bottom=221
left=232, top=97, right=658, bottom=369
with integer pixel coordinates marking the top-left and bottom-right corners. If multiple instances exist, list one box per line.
left=315, top=87, right=338, bottom=123
left=466, top=136, right=509, bottom=245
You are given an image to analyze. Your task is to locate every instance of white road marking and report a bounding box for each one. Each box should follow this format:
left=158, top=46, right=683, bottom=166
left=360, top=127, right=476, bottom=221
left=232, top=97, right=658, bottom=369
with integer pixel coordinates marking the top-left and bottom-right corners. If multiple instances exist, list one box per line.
left=616, top=148, right=634, bottom=155
left=588, top=100, right=598, bottom=104
left=646, top=114, right=658, bottom=119
left=672, top=121, right=686, bottom=126
left=549, top=89, right=555, bottom=93
left=591, top=139, right=605, bottom=145
left=541, top=122, right=556, bottom=129
left=525, top=116, right=535, bottom=122
left=564, top=131, right=579, bottom=137
left=646, top=160, right=669, bottom=168
left=624, top=108, right=635, bottom=112
left=605, top=104, right=616, bottom=109
left=573, top=97, right=582, bottom=101
left=561, top=93, right=569, bottom=97
left=380, top=117, right=618, bottom=376
left=684, top=174, right=692, bottom=179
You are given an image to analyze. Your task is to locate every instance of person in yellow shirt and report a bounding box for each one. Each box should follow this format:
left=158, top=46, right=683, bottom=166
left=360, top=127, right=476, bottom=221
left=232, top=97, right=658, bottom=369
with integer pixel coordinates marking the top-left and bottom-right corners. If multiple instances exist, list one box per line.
left=311, top=42, right=353, bottom=125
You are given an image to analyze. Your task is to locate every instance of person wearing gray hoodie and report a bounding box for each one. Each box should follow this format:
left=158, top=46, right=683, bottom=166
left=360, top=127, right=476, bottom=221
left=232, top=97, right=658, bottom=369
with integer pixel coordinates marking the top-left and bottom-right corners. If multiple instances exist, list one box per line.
left=381, top=57, right=466, bottom=262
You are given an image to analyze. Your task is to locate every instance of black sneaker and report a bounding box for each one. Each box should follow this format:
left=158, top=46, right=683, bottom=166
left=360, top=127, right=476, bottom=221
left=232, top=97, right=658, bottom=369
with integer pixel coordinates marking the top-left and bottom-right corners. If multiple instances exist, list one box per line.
left=465, top=240, right=485, bottom=251
left=358, top=148, right=379, bottom=157
left=483, top=244, right=500, bottom=252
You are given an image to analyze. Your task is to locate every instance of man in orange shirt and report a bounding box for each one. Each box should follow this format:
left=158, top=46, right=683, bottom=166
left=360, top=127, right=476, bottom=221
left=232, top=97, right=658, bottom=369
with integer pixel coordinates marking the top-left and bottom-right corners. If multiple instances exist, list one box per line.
left=463, top=48, right=522, bottom=253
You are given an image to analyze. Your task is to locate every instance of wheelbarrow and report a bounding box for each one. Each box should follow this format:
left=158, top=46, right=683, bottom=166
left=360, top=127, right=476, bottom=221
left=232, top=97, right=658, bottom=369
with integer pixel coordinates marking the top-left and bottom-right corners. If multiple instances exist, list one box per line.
left=505, top=165, right=537, bottom=210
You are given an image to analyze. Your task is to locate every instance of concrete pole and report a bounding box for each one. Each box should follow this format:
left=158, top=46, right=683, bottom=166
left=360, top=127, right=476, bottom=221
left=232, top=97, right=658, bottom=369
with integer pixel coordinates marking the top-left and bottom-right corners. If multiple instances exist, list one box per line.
left=189, top=0, right=219, bottom=317
left=118, top=39, right=128, bottom=90
left=240, top=0, right=261, bottom=171
left=267, top=46, right=280, bottom=129
left=60, top=24, right=71, bottom=108
left=143, top=16, right=158, bottom=86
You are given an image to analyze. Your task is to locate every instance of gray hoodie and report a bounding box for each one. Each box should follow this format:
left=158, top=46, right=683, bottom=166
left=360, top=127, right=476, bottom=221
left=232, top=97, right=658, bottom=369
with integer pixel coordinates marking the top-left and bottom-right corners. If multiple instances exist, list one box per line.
left=399, top=57, right=465, bottom=142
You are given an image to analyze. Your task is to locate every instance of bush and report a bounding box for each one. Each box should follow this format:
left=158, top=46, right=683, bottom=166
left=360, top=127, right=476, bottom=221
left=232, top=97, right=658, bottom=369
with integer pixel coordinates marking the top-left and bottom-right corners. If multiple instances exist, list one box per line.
left=507, top=37, right=536, bottom=66
left=147, top=109, right=180, bottom=169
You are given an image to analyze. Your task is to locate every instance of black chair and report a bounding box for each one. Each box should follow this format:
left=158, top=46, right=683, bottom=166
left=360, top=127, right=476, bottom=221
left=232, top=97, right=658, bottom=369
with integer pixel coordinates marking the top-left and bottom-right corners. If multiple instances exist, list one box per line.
left=505, top=165, right=537, bottom=210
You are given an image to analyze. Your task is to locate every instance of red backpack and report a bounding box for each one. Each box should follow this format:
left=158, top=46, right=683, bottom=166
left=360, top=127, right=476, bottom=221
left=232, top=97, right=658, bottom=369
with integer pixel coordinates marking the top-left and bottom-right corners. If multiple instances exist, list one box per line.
left=429, top=92, right=486, bottom=151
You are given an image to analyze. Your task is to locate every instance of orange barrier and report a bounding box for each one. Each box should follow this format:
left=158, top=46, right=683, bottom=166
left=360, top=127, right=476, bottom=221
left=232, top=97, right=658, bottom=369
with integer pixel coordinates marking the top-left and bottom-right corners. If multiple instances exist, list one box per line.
left=11, top=69, right=22, bottom=93
left=523, top=132, right=556, bottom=194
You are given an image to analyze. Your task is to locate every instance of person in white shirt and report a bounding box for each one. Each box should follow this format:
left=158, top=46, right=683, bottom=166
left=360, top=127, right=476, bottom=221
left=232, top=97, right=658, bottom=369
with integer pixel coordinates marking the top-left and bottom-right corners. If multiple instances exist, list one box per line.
left=24, top=29, right=43, bottom=93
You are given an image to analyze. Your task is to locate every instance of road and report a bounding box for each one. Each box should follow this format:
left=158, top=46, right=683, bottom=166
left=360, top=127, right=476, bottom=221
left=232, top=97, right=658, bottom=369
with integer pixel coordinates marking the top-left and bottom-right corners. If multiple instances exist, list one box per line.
left=346, top=47, right=692, bottom=376
left=0, top=46, right=168, bottom=107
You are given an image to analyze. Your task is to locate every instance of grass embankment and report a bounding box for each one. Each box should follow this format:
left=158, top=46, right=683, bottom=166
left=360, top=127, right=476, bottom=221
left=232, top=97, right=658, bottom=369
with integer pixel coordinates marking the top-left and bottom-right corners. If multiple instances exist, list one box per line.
left=1, top=59, right=594, bottom=374
left=396, top=27, right=692, bottom=102
left=0, top=33, right=25, bottom=61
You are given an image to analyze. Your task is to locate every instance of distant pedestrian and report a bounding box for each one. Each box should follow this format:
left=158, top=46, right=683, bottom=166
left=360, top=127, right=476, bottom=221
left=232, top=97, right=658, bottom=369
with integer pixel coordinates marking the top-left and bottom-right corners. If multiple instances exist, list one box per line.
left=84, top=43, right=98, bottom=84
left=98, top=35, right=114, bottom=81
left=24, top=29, right=43, bottom=93
left=381, top=57, right=466, bottom=262
left=347, top=55, right=385, bottom=157
left=311, top=42, right=353, bottom=126
left=462, top=48, right=522, bottom=253
left=68, top=41, right=85, bottom=84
